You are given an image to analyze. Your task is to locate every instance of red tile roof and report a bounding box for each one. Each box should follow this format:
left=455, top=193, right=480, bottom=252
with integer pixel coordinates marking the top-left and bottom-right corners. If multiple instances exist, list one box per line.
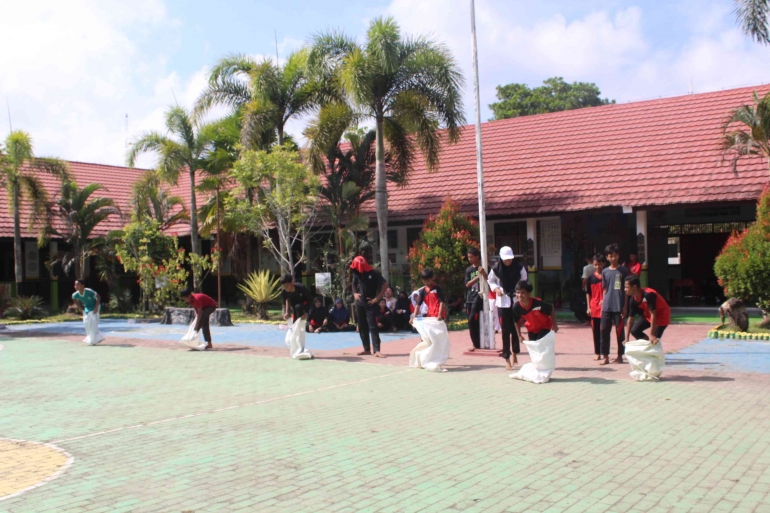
left=4, top=85, right=768, bottom=240
left=375, top=85, right=770, bottom=223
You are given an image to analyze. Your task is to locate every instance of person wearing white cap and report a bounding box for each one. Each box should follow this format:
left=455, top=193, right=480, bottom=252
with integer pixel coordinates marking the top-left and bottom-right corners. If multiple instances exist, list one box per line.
left=488, top=246, right=527, bottom=370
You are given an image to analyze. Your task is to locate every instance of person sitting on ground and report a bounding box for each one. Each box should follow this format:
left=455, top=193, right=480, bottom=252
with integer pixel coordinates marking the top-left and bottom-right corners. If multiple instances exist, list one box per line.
left=383, top=287, right=398, bottom=312
left=376, top=298, right=395, bottom=332
left=586, top=254, right=607, bottom=361
left=280, top=275, right=314, bottom=323
left=307, top=297, right=329, bottom=333
left=624, top=276, right=671, bottom=345
left=328, top=298, right=354, bottom=332
left=180, top=288, right=217, bottom=350
left=393, top=290, right=412, bottom=330
left=511, top=280, right=559, bottom=342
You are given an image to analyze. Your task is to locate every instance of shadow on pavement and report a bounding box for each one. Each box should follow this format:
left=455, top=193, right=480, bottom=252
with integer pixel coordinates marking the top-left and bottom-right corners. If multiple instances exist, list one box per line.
left=663, top=375, right=735, bottom=382
left=558, top=366, right=617, bottom=372
left=551, top=377, right=618, bottom=385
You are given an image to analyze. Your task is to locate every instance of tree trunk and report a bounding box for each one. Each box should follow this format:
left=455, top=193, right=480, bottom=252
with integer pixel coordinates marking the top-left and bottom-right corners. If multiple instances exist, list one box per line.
left=375, top=116, right=389, bottom=280
left=12, top=181, right=23, bottom=291
left=277, top=126, right=284, bottom=147
left=188, top=168, right=200, bottom=290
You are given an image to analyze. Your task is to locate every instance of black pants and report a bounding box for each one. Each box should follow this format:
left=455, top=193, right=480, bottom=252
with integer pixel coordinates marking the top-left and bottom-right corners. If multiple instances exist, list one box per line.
left=630, top=318, right=667, bottom=340
left=591, top=317, right=602, bottom=355
left=528, top=329, right=551, bottom=341
left=498, top=306, right=520, bottom=359
left=195, top=305, right=217, bottom=343
left=377, top=315, right=393, bottom=332
left=600, top=311, right=626, bottom=356
left=467, top=298, right=482, bottom=349
left=356, top=304, right=381, bottom=353
left=393, top=312, right=411, bottom=331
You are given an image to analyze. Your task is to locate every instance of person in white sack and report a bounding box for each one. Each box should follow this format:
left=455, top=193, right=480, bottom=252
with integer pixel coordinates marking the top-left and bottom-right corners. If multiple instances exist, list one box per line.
left=180, top=289, right=217, bottom=350
left=72, top=279, right=103, bottom=345
left=623, top=275, right=670, bottom=381
left=512, top=281, right=558, bottom=347
left=409, top=268, right=451, bottom=372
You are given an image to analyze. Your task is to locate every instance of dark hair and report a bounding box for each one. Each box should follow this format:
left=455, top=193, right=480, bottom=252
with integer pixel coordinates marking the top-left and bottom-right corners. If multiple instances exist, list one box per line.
left=75, top=279, right=87, bottom=286
left=419, top=268, right=434, bottom=280
left=314, top=297, right=323, bottom=304
left=593, top=253, right=607, bottom=264
left=625, top=276, right=641, bottom=288
left=180, top=288, right=192, bottom=298
left=604, top=243, right=620, bottom=256
left=467, top=247, right=481, bottom=257
left=280, top=274, right=293, bottom=285
left=515, top=280, right=533, bottom=293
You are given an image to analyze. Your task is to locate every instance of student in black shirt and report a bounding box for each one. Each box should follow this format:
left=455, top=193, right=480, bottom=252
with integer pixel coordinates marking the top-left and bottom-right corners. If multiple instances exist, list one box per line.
left=307, top=297, right=329, bottom=333
left=350, top=256, right=389, bottom=358
left=376, top=298, right=395, bottom=332
left=280, top=275, right=314, bottom=322
left=465, top=247, right=488, bottom=351
left=393, top=290, right=412, bottom=330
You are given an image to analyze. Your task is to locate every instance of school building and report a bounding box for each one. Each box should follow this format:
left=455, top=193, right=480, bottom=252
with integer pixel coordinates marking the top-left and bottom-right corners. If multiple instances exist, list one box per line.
left=1, top=84, right=767, bottom=310
left=366, top=85, right=769, bottom=307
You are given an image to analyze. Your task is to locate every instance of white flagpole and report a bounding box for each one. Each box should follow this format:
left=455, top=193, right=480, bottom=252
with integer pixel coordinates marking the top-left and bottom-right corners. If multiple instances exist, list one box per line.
left=470, top=0, right=495, bottom=350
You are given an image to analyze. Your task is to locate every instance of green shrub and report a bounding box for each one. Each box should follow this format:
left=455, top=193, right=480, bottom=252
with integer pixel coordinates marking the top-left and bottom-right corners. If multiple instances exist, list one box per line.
left=6, top=296, right=46, bottom=320
left=715, top=186, right=770, bottom=326
left=237, top=270, right=282, bottom=320
left=108, top=289, right=134, bottom=313
left=408, top=198, right=480, bottom=300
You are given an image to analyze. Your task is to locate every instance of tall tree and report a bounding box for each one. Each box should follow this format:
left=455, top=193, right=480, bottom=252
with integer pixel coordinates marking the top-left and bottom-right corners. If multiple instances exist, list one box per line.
left=489, top=77, right=613, bottom=120
left=721, top=91, right=770, bottom=173
left=310, top=16, right=466, bottom=278
left=126, top=106, right=218, bottom=289
left=130, top=170, right=189, bottom=230
left=0, top=131, right=69, bottom=290
left=735, top=0, right=770, bottom=44
left=195, top=49, right=322, bottom=147
left=45, top=181, right=121, bottom=279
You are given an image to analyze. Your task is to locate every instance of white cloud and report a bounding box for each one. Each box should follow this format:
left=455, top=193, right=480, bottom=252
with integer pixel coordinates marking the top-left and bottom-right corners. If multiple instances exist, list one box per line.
left=386, top=0, right=770, bottom=120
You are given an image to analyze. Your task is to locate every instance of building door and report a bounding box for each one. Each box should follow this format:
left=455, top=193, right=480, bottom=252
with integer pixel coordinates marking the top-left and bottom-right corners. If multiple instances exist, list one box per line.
left=494, top=222, right=527, bottom=257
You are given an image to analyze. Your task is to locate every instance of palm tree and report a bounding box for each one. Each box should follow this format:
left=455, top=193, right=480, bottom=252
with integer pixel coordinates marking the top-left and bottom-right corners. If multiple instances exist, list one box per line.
left=127, top=106, right=219, bottom=289
left=721, top=91, right=770, bottom=172
left=735, top=0, right=770, bottom=44
left=194, top=49, right=322, bottom=147
left=0, top=131, right=69, bottom=290
left=45, top=181, right=121, bottom=279
left=130, top=170, right=189, bottom=230
left=309, top=16, right=466, bottom=278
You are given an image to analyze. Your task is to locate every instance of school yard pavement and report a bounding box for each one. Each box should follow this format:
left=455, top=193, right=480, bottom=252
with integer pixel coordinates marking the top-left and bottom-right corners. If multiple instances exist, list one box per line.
left=1, top=325, right=770, bottom=512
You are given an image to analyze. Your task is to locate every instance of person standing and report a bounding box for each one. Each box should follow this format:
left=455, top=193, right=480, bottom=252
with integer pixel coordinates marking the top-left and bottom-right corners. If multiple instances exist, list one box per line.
left=351, top=256, right=389, bottom=358
left=585, top=254, right=607, bottom=360
left=464, top=247, right=488, bottom=352
left=626, top=253, right=642, bottom=277
left=581, top=254, right=595, bottom=292
left=72, top=279, right=103, bottom=345
left=180, top=289, right=217, bottom=350
left=600, top=244, right=629, bottom=365
left=488, top=246, right=527, bottom=370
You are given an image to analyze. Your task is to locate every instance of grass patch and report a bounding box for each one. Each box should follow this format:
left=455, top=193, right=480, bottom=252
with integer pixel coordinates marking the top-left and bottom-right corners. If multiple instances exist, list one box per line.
left=714, top=321, right=770, bottom=335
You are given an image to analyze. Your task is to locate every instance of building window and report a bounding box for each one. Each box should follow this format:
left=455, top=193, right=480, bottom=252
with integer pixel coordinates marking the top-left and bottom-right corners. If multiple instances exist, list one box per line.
left=388, top=253, right=397, bottom=264
left=406, top=227, right=421, bottom=250
left=387, top=230, right=398, bottom=249
left=668, top=237, right=681, bottom=265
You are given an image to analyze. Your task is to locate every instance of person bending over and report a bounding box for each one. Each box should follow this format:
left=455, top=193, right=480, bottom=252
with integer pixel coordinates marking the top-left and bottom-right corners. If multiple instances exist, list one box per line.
left=512, top=280, right=559, bottom=342
left=624, top=276, right=671, bottom=345
left=280, top=275, right=314, bottom=323
left=180, top=289, right=217, bottom=350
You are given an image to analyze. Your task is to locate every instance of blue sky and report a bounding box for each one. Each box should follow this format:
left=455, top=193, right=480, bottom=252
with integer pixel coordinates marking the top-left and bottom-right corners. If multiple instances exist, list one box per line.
left=3, top=0, right=770, bottom=168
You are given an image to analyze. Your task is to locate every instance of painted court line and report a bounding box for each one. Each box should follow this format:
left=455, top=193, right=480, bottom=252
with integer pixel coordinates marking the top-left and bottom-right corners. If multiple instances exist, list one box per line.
left=0, top=439, right=74, bottom=502
left=50, top=368, right=414, bottom=444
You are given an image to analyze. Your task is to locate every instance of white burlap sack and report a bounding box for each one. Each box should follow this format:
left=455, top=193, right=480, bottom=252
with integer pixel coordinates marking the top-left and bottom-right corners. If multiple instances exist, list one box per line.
left=179, top=316, right=207, bottom=351
left=511, top=330, right=556, bottom=384
left=625, top=339, right=665, bottom=381
left=83, top=312, right=104, bottom=345
left=410, top=317, right=450, bottom=372
left=285, top=317, right=313, bottom=360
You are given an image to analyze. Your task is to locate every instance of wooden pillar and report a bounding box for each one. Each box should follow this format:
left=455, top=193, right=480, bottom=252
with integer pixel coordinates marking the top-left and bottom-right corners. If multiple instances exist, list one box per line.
left=526, top=218, right=538, bottom=296
left=636, top=210, right=648, bottom=287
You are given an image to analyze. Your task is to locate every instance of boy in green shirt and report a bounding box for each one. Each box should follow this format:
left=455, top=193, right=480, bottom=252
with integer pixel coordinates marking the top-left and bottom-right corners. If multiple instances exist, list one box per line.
left=72, top=279, right=103, bottom=345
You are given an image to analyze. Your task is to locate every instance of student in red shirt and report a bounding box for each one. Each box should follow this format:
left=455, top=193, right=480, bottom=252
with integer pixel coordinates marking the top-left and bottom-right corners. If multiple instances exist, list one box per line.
left=624, top=276, right=671, bottom=345
left=180, top=288, right=217, bottom=349
left=585, top=254, right=607, bottom=360
left=511, top=280, right=559, bottom=344
left=627, top=253, right=642, bottom=277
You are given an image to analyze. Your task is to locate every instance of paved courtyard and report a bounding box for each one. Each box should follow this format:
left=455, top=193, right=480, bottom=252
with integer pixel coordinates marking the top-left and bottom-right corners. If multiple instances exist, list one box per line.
left=2, top=322, right=770, bottom=512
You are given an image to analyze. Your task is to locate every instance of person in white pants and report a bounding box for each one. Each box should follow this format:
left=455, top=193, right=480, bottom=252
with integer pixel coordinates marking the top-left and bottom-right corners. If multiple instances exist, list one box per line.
left=72, top=279, right=103, bottom=345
